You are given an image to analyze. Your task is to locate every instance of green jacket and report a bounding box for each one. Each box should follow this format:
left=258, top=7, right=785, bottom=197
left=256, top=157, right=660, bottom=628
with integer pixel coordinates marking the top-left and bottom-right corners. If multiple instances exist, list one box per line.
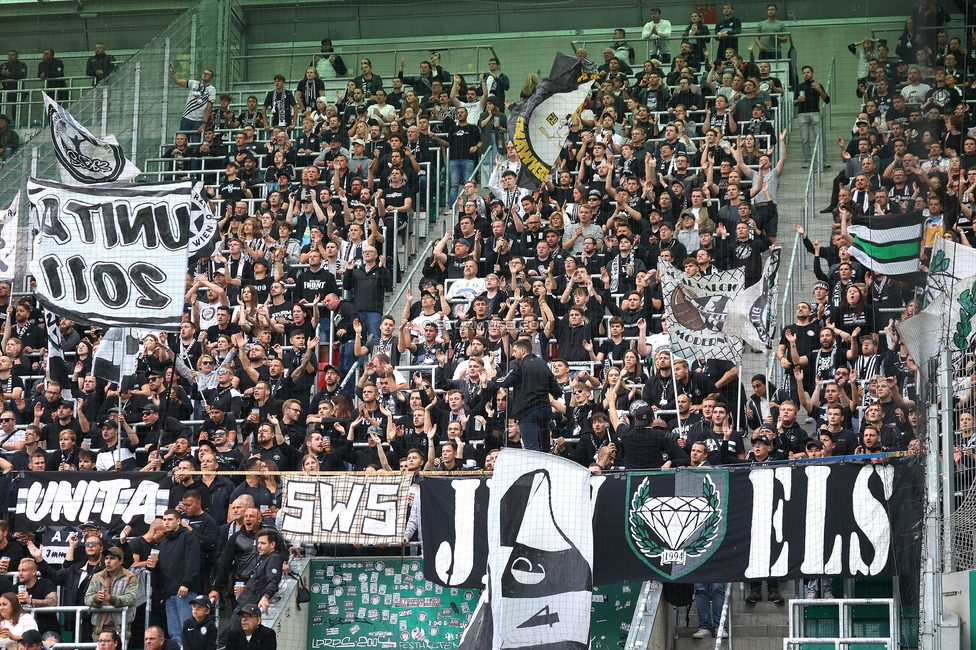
left=84, top=567, right=138, bottom=637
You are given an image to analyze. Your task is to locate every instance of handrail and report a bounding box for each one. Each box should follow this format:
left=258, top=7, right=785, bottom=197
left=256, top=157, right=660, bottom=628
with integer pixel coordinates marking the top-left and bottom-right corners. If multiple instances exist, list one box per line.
left=30, top=605, right=128, bottom=650
left=625, top=581, right=663, bottom=650
left=826, top=56, right=835, bottom=132
left=713, top=582, right=733, bottom=650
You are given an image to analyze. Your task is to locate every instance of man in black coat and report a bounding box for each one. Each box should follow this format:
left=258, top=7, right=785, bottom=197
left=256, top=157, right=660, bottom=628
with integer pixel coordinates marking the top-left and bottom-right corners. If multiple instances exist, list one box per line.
left=150, top=510, right=201, bottom=648
left=34, top=532, right=104, bottom=641
left=494, top=339, right=562, bottom=452
left=225, top=604, right=276, bottom=650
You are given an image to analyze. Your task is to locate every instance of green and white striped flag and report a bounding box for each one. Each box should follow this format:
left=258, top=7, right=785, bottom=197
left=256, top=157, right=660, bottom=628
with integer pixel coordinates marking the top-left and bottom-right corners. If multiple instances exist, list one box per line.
left=847, top=211, right=927, bottom=284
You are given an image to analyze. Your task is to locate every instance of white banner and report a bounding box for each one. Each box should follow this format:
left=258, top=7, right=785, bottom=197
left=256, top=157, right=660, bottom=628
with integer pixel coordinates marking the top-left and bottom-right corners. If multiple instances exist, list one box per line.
left=659, top=260, right=745, bottom=363
left=279, top=473, right=413, bottom=545
left=0, top=192, right=19, bottom=282
left=27, top=178, right=192, bottom=329
left=483, top=449, right=593, bottom=650
left=44, top=94, right=141, bottom=185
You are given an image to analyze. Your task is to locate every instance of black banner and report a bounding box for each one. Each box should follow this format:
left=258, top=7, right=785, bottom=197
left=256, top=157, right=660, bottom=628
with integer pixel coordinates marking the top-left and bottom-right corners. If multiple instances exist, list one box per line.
left=420, top=459, right=923, bottom=586
left=420, top=475, right=490, bottom=589
left=508, top=53, right=599, bottom=189
left=14, top=472, right=170, bottom=533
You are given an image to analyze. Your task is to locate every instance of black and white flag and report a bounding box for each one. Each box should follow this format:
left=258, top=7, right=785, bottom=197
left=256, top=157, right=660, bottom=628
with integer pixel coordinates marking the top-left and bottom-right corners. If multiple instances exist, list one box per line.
left=0, top=192, right=20, bottom=281
left=509, top=53, right=599, bottom=189
left=462, top=450, right=593, bottom=650
left=725, top=246, right=781, bottom=350
left=188, top=181, right=221, bottom=264
left=92, top=328, right=151, bottom=382
left=44, top=94, right=140, bottom=185
left=27, top=178, right=192, bottom=328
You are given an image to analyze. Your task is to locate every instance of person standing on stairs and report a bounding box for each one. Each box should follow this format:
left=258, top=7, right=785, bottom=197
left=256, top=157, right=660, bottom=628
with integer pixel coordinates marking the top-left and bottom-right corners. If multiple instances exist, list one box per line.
left=690, top=441, right=729, bottom=639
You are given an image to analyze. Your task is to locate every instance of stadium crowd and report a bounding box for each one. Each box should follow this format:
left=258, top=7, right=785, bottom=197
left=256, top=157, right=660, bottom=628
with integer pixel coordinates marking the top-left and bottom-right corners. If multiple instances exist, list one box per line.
left=0, top=0, right=968, bottom=644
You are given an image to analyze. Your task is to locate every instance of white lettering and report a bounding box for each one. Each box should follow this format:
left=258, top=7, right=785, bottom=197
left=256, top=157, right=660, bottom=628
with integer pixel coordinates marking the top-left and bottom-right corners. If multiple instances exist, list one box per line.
left=320, top=483, right=365, bottom=534
left=281, top=480, right=318, bottom=535
left=434, top=479, right=481, bottom=586
left=361, top=483, right=399, bottom=537
left=770, top=467, right=791, bottom=576
left=849, top=465, right=893, bottom=575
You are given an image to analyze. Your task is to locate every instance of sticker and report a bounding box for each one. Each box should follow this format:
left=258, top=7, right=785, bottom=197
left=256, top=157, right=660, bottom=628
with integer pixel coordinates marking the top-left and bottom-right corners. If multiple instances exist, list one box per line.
left=384, top=595, right=392, bottom=605
left=378, top=584, right=387, bottom=594
left=371, top=595, right=380, bottom=605
left=349, top=624, right=360, bottom=635
left=385, top=568, right=394, bottom=577
left=415, top=587, right=424, bottom=596
left=375, top=562, right=385, bottom=571
left=393, top=575, right=402, bottom=585
left=399, top=621, right=407, bottom=631
left=332, top=576, right=342, bottom=585
left=325, top=627, right=338, bottom=635
left=450, top=588, right=458, bottom=596
left=311, top=616, right=322, bottom=625
left=434, top=585, right=442, bottom=594
left=343, top=573, right=353, bottom=582
left=329, top=607, right=338, bottom=615
left=463, top=591, right=473, bottom=601
left=328, top=596, right=336, bottom=606
left=429, top=626, right=439, bottom=636
left=357, top=607, right=366, bottom=619
left=390, top=614, right=398, bottom=625
left=410, top=562, right=420, bottom=572
left=311, top=584, right=321, bottom=594
left=370, top=573, right=378, bottom=583
left=622, top=585, right=631, bottom=593
left=417, top=611, right=427, bottom=622
left=368, top=609, right=379, bottom=619
left=400, top=632, right=409, bottom=641
left=359, top=573, right=368, bottom=582
left=333, top=587, right=343, bottom=597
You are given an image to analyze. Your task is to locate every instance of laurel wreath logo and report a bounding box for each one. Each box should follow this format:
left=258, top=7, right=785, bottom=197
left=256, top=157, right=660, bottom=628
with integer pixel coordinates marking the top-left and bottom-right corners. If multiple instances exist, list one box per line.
left=954, top=287, right=976, bottom=352
left=628, top=476, right=722, bottom=559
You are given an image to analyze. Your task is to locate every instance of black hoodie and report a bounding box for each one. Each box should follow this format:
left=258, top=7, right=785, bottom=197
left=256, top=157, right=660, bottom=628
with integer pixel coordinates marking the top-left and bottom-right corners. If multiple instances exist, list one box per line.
left=183, top=613, right=217, bottom=650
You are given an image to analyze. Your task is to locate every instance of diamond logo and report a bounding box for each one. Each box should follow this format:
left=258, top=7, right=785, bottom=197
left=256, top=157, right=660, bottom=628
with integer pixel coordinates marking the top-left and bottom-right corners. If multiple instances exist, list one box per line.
left=546, top=112, right=559, bottom=125
left=626, top=470, right=728, bottom=579
left=636, top=497, right=714, bottom=549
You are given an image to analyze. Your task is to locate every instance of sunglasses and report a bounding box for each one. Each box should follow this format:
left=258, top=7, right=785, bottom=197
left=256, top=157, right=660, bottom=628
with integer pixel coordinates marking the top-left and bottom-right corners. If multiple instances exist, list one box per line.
left=201, top=361, right=214, bottom=366
left=85, top=542, right=100, bottom=548
left=0, top=418, right=14, bottom=422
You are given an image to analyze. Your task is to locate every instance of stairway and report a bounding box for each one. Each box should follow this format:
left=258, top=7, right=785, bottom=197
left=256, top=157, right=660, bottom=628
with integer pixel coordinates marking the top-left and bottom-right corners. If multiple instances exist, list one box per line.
left=673, top=581, right=797, bottom=650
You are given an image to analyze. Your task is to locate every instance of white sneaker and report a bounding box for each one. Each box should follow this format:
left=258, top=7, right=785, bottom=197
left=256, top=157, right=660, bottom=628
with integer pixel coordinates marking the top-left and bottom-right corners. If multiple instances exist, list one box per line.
left=721, top=630, right=729, bottom=639
left=692, top=628, right=711, bottom=639
left=806, top=583, right=817, bottom=599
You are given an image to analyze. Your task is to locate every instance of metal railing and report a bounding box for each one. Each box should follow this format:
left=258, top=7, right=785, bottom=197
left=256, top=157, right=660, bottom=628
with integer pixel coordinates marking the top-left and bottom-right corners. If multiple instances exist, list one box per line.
left=31, top=605, right=129, bottom=650
left=714, top=582, right=733, bottom=650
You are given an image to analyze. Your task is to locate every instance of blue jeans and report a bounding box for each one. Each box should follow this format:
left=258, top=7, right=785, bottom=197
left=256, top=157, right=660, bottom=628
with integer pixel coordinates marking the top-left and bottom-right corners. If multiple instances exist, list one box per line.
left=359, top=311, right=382, bottom=341
left=166, top=591, right=196, bottom=646
left=0, top=148, right=12, bottom=160
left=179, top=117, right=204, bottom=143
left=517, top=407, right=550, bottom=451
left=695, top=583, right=727, bottom=630
left=449, top=158, right=475, bottom=206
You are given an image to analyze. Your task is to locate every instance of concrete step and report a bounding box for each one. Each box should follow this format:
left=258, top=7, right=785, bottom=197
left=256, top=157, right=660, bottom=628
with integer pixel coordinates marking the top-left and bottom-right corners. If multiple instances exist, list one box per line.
left=676, top=638, right=785, bottom=650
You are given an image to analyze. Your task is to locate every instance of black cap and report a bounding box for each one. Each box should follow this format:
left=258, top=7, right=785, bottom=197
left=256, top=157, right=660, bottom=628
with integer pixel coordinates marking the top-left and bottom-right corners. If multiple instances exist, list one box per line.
left=80, top=520, right=100, bottom=530
left=804, top=436, right=824, bottom=449
left=629, top=401, right=653, bottom=427
left=322, top=364, right=339, bottom=374
left=752, top=435, right=772, bottom=446
left=588, top=189, right=602, bottom=198
left=141, top=404, right=159, bottom=413
left=252, top=258, right=270, bottom=269
left=238, top=603, right=262, bottom=617
left=190, top=595, right=213, bottom=610
left=101, top=420, right=119, bottom=430
left=20, top=630, right=43, bottom=646
left=197, top=439, right=218, bottom=456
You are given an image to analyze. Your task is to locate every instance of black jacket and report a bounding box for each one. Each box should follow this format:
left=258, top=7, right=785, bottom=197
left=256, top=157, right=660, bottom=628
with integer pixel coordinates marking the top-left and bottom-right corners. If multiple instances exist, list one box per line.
left=155, top=526, right=201, bottom=597
left=38, top=557, right=103, bottom=607
left=239, top=552, right=283, bottom=609
left=183, top=613, right=217, bottom=650
left=226, top=624, right=276, bottom=650
left=494, top=353, right=561, bottom=420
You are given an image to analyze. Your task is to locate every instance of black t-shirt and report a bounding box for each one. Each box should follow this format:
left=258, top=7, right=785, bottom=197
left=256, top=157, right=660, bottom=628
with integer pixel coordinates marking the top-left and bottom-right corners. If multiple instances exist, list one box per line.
left=297, top=267, right=338, bottom=303
left=127, top=536, right=154, bottom=564
left=242, top=275, right=273, bottom=303
left=263, top=90, right=297, bottom=126
left=26, top=577, right=60, bottom=635
left=447, top=123, right=481, bottom=160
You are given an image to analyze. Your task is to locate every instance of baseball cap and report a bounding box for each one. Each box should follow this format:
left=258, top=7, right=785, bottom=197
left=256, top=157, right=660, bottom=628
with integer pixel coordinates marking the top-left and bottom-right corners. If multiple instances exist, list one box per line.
left=803, top=436, right=824, bottom=449
left=238, top=603, right=262, bottom=617
left=101, top=420, right=119, bottom=430
left=190, top=595, right=213, bottom=610
left=588, top=189, right=602, bottom=198
left=21, top=631, right=43, bottom=646
left=629, top=400, right=653, bottom=426
left=105, top=547, right=124, bottom=560
left=351, top=138, right=366, bottom=146
left=141, top=404, right=159, bottom=413
left=455, top=237, right=471, bottom=249
left=752, top=435, right=772, bottom=446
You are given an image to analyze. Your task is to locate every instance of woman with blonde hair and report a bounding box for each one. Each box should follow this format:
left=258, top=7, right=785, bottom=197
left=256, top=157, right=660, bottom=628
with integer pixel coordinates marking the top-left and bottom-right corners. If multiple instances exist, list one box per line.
left=520, top=74, right=539, bottom=100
